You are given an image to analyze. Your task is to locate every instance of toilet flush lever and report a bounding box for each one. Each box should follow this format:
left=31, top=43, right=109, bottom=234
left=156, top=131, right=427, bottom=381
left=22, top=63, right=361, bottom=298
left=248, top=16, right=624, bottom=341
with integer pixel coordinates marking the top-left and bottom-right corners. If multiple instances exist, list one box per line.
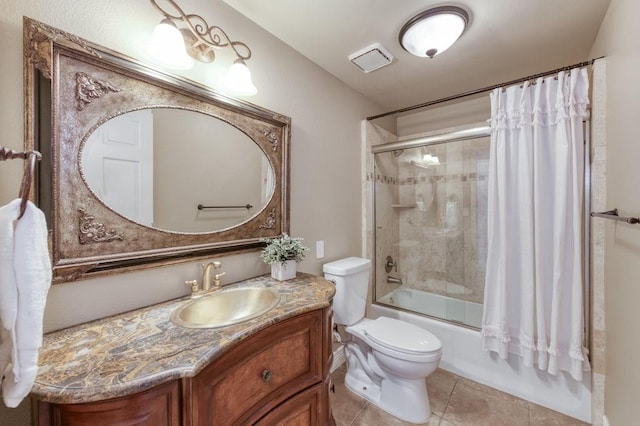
left=385, top=256, right=397, bottom=273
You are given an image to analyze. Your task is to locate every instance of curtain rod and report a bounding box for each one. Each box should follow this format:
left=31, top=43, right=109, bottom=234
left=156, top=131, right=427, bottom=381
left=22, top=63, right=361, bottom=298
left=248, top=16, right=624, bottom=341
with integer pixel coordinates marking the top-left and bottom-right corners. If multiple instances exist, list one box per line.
left=367, top=56, right=605, bottom=121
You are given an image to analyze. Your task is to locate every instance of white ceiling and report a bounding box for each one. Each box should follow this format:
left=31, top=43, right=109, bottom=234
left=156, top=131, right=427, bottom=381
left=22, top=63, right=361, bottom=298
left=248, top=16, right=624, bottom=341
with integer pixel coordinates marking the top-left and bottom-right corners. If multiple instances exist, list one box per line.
left=222, top=0, right=610, bottom=113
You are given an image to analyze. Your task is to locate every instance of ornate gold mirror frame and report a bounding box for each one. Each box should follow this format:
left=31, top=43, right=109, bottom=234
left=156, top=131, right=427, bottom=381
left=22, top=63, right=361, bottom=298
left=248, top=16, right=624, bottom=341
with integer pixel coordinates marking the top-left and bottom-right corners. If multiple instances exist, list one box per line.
left=23, top=18, right=290, bottom=282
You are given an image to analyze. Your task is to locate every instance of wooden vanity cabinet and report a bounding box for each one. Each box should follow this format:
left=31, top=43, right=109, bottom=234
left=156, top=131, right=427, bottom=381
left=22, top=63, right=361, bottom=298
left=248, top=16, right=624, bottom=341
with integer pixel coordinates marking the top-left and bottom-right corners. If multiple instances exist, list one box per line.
left=35, top=307, right=334, bottom=426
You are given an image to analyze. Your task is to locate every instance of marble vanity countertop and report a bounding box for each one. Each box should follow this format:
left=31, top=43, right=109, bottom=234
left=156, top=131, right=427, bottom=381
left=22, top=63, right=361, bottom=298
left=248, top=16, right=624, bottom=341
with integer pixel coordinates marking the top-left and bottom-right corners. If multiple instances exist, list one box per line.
left=31, top=273, right=335, bottom=404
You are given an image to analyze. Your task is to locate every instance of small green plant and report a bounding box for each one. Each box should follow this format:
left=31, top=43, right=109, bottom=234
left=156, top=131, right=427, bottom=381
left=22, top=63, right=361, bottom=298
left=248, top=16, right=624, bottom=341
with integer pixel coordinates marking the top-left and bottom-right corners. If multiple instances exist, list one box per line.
left=260, top=233, right=309, bottom=266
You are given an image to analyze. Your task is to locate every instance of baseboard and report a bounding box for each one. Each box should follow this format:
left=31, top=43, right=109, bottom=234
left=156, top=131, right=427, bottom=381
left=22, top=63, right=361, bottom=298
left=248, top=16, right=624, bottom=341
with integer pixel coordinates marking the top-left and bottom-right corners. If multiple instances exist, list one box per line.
left=603, top=414, right=610, bottom=426
left=331, top=344, right=346, bottom=373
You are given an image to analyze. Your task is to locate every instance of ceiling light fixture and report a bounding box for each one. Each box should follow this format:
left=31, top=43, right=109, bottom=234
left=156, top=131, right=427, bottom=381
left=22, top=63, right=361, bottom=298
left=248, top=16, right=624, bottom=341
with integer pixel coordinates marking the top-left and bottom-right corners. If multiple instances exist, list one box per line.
left=148, top=0, right=257, bottom=96
left=399, top=6, right=469, bottom=59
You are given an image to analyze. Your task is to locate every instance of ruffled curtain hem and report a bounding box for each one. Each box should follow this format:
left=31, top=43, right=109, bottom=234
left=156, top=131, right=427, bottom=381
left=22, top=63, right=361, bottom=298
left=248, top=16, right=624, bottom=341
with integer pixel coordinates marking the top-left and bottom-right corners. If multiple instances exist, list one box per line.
left=481, top=326, right=590, bottom=382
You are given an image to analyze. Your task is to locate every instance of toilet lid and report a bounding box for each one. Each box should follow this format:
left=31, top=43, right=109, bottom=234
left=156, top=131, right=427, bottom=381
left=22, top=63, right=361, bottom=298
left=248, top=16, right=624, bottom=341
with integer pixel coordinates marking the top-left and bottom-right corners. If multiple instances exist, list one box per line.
left=364, top=317, right=441, bottom=354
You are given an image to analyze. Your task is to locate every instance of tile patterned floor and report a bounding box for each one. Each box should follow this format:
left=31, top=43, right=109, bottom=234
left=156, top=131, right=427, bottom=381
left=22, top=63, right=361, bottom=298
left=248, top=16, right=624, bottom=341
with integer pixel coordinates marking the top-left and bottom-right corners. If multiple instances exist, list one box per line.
left=330, top=365, right=589, bottom=426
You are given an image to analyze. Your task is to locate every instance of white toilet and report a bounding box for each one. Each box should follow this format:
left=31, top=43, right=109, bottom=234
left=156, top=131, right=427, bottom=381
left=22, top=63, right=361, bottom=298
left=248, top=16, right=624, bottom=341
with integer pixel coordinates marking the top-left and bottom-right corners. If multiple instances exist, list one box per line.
left=324, top=257, right=442, bottom=424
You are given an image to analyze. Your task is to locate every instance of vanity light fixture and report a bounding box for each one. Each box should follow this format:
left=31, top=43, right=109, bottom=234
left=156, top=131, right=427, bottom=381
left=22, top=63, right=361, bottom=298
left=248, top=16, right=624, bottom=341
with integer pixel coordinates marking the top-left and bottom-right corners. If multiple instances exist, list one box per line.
left=399, top=6, right=469, bottom=59
left=148, top=0, right=257, bottom=95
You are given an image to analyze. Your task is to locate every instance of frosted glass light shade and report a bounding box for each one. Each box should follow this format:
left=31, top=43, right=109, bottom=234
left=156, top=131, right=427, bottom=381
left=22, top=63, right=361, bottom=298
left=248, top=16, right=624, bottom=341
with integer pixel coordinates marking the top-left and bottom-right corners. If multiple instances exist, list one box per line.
left=147, top=20, right=194, bottom=70
left=224, top=59, right=257, bottom=96
left=400, top=7, right=468, bottom=58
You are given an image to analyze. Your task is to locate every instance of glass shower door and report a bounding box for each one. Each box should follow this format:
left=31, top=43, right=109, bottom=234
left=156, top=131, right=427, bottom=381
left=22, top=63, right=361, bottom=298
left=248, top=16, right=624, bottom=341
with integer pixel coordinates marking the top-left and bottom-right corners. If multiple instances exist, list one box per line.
left=373, top=136, right=490, bottom=328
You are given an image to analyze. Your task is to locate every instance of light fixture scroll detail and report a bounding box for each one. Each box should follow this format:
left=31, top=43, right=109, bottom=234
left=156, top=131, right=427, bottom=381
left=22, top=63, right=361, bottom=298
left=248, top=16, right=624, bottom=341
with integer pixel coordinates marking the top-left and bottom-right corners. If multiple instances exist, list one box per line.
left=148, top=0, right=257, bottom=95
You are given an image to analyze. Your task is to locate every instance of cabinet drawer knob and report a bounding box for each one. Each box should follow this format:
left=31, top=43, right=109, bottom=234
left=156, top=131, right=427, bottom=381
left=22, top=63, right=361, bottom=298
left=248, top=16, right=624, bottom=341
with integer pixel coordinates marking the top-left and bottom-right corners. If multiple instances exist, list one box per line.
left=261, top=369, right=273, bottom=383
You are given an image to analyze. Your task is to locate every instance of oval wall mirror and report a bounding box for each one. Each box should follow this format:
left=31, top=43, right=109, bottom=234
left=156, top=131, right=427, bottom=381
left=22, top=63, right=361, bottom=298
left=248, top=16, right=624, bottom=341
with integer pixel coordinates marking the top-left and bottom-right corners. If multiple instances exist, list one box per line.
left=80, top=108, right=274, bottom=233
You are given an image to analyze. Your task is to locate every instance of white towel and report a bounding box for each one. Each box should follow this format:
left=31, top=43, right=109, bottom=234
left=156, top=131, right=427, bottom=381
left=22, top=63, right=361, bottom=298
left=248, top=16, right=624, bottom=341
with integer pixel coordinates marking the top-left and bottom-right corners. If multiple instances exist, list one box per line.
left=0, top=199, right=51, bottom=408
left=0, top=202, right=18, bottom=400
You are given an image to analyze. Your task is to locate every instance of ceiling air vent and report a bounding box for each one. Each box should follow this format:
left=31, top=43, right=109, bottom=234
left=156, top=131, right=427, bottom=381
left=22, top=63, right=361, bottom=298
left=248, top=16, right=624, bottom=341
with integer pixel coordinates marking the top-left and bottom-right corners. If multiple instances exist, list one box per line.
left=348, top=43, right=394, bottom=73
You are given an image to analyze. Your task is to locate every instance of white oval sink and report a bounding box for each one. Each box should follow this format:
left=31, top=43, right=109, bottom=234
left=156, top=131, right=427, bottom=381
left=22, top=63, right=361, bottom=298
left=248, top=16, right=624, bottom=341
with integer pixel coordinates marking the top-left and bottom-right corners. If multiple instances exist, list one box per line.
left=171, top=287, right=281, bottom=329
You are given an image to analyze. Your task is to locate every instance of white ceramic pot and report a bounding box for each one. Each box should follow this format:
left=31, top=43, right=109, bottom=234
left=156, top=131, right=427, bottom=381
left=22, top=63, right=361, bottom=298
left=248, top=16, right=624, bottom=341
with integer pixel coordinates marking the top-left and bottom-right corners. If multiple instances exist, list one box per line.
left=271, top=260, right=296, bottom=281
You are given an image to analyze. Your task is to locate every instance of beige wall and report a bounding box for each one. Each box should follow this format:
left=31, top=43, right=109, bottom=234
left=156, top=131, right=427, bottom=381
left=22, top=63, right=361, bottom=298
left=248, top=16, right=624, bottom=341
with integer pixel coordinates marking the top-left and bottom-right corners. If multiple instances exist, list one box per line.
left=590, top=0, right=640, bottom=423
left=0, top=1, right=380, bottom=422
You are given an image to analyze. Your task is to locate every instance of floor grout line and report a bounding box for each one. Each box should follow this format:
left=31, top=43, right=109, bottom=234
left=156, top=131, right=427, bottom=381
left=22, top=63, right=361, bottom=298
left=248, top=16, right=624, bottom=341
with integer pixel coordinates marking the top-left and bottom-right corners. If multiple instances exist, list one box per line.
left=348, top=400, right=369, bottom=426
left=438, top=375, right=459, bottom=424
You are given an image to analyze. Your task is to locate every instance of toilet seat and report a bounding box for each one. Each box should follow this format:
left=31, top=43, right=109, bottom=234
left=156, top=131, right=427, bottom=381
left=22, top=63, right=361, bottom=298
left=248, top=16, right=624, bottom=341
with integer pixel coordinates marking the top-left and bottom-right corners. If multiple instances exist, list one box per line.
left=365, top=317, right=440, bottom=354
left=364, top=317, right=441, bottom=355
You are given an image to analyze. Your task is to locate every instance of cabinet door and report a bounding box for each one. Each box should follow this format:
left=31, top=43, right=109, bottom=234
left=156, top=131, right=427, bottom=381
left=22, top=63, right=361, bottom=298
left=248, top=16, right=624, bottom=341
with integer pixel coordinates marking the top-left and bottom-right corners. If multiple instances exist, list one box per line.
left=190, top=311, right=322, bottom=426
left=254, top=386, right=321, bottom=426
left=37, top=381, right=181, bottom=426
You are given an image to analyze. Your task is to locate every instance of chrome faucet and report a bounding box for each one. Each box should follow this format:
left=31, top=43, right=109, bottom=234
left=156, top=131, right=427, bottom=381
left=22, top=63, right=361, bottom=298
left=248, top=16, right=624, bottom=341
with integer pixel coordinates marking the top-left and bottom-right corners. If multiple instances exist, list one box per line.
left=202, top=261, right=225, bottom=291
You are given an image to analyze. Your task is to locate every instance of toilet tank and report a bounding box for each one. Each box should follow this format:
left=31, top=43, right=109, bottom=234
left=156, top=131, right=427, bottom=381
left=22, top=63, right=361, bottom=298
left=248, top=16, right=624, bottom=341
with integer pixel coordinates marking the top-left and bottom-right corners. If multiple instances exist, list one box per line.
left=323, top=257, right=371, bottom=326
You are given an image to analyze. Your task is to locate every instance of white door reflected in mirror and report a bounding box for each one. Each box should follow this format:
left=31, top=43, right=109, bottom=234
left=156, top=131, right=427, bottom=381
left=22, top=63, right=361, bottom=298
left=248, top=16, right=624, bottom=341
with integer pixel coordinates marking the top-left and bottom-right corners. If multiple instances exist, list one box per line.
left=82, top=110, right=154, bottom=227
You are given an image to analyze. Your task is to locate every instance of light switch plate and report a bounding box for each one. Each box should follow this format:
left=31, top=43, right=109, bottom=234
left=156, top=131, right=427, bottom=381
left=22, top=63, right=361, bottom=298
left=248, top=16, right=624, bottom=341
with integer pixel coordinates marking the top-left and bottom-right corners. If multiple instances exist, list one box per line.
left=316, top=240, right=325, bottom=259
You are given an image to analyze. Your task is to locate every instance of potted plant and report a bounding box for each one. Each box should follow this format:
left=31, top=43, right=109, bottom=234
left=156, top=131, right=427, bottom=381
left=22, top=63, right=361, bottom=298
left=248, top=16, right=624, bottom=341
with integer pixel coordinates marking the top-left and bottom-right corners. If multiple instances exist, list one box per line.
left=260, top=233, right=310, bottom=281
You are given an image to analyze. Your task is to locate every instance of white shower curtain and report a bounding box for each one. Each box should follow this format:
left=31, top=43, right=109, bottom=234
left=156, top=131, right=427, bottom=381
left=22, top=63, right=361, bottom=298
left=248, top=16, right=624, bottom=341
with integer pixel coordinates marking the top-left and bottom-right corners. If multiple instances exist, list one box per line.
left=481, top=68, right=590, bottom=381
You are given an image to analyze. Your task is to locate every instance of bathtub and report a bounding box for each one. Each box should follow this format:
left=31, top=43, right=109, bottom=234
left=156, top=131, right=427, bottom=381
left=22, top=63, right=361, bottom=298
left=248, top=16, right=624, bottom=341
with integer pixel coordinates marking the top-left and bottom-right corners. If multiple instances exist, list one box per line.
left=369, top=292, right=591, bottom=423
